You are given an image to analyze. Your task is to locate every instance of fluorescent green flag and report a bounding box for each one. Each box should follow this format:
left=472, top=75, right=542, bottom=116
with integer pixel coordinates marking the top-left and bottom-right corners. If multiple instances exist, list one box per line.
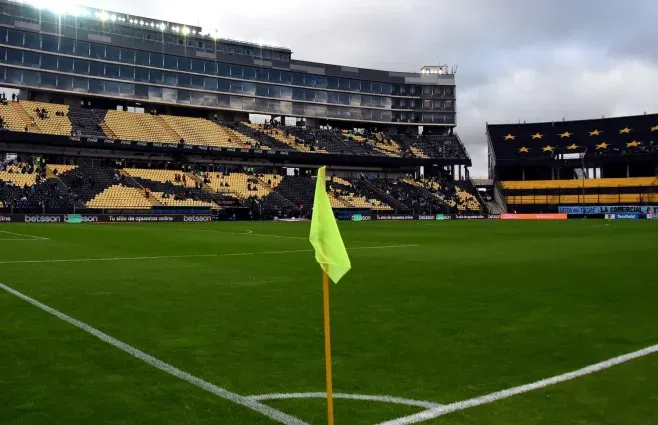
left=309, top=166, right=351, bottom=283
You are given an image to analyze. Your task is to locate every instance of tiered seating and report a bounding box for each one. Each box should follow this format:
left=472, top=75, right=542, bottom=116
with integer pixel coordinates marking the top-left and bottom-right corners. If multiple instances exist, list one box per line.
left=20, top=101, right=72, bottom=136
left=327, top=177, right=391, bottom=210
left=273, top=175, right=316, bottom=208
left=161, top=116, right=251, bottom=148
left=0, top=168, right=38, bottom=186
left=68, top=107, right=107, bottom=137
left=151, top=192, right=215, bottom=208
left=103, top=110, right=179, bottom=143
left=87, top=186, right=151, bottom=209
left=0, top=104, right=27, bottom=131
left=207, top=173, right=271, bottom=199
left=227, top=122, right=297, bottom=151
left=58, top=165, right=136, bottom=203
left=502, top=177, right=658, bottom=190
left=124, top=168, right=196, bottom=188
left=47, top=164, right=78, bottom=175
left=372, top=134, right=402, bottom=157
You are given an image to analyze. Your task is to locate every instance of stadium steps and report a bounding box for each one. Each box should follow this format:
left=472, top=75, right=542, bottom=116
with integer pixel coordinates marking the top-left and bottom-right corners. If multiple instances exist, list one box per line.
left=153, top=115, right=182, bottom=141
left=404, top=179, right=451, bottom=209
left=9, top=102, right=39, bottom=132
left=117, top=170, right=161, bottom=206
left=99, top=122, right=117, bottom=139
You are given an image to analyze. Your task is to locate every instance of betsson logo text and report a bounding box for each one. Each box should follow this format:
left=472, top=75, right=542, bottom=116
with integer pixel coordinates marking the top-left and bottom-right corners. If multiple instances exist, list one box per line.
left=184, top=215, right=212, bottom=222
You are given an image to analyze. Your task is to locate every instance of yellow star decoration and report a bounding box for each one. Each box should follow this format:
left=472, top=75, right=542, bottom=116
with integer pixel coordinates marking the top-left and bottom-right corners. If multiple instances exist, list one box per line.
left=567, top=143, right=578, bottom=150
left=619, top=127, right=632, bottom=134
left=504, top=134, right=516, bottom=140
left=531, top=132, right=544, bottom=139
left=651, top=125, right=658, bottom=132
left=518, top=146, right=530, bottom=153
left=626, top=140, right=640, bottom=148
left=542, top=145, right=554, bottom=152
left=595, top=142, right=609, bottom=150
left=558, top=131, right=573, bottom=138
left=589, top=129, right=602, bottom=136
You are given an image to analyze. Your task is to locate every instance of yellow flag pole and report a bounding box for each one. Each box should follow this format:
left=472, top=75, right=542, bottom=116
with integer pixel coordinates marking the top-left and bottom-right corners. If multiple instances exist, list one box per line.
left=322, top=271, right=335, bottom=425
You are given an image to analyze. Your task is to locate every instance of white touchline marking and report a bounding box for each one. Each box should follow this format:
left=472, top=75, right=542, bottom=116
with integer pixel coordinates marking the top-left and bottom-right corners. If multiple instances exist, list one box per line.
left=0, top=245, right=419, bottom=265
left=0, top=238, right=47, bottom=241
left=248, top=392, right=442, bottom=409
left=377, top=342, right=658, bottom=425
left=0, top=281, right=309, bottom=425
left=0, top=229, right=49, bottom=240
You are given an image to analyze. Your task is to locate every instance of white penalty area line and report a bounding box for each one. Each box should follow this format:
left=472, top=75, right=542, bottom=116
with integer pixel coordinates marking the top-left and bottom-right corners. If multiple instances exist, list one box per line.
left=0, top=229, right=49, bottom=240
left=377, top=342, right=658, bottom=425
left=0, top=281, right=309, bottom=425
left=0, top=244, right=419, bottom=265
left=248, top=392, right=442, bottom=409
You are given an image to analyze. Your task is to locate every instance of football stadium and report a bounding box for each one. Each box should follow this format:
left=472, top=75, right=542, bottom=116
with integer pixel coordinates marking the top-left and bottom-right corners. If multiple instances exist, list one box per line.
left=1, top=1, right=657, bottom=424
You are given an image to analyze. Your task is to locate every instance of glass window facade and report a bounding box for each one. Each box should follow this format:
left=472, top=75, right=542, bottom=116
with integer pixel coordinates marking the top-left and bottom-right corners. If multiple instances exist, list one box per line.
left=0, top=28, right=455, bottom=124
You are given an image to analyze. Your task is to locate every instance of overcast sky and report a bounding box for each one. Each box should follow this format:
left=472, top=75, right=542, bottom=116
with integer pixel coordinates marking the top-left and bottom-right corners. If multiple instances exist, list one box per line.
left=15, top=0, right=658, bottom=175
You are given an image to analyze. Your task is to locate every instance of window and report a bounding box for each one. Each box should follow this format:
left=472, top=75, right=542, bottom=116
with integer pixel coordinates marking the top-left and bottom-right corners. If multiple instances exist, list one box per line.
left=349, top=94, right=361, bottom=106
left=58, top=56, right=73, bottom=72
left=269, top=85, right=281, bottom=98
left=57, top=75, right=73, bottom=90
left=23, top=51, right=40, bottom=68
left=163, top=88, right=177, bottom=103
left=163, top=71, right=177, bottom=86
left=176, top=89, right=190, bottom=104
left=423, top=99, right=432, bottom=109
left=338, top=79, right=350, bottom=90
left=371, top=82, right=382, bottom=93
left=148, top=86, right=163, bottom=101
left=119, top=82, right=135, bottom=97
left=314, top=90, right=327, bottom=103
left=120, top=48, right=135, bottom=63
left=191, top=75, right=204, bottom=89
left=433, top=100, right=444, bottom=109
left=135, top=84, right=149, bottom=99
left=204, top=61, right=217, bottom=75
left=230, top=65, right=243, bottom=78
left=315, top=76, right=327, bottom=89
left=134, top=67, right=149, bottom=82
left=73, top=76, right=88, bottom=91
left=0, top=27, right=6, bottom=44
left=135, top=50, right=149, bottom=66
left=41, top=35, right=58, bottom=52
left=327, top=77, right=338, bottom=90
left=433, top=86, right=443, bottom=96
left=242, top=82, right=256, bottom=96
left=192, top=59, right=204, bottom=73
left=305, top=75, right=316, bottom=87
left=5, top=67, right=21, bottom=84
left=59, top=38, right=74, bottom=54
left=189, top=91, right=203, bottom=105
left=119, top=65, right=134, bottom=80
left=178, top=57, right=191, bottom=70
left=230, top=80, right=242, bottom=93
left=280, top=86, right=292, bottom=100
left=281, top=71, right=292, bottom=84
left=360, top=95, right=372, bottom=107
left=382, top=84, right=392, bottom=95
left=243, top=66, right=256, bottom=80
left=338, top=93, right=350, bottom=105
left=292, top=73, right=304, bottom=86
left=445, top=99, right=454, bottom=110
left=7, top=30, right=23, bottom=46
left=360, top=81, right=371, bottom=93
left=24, top=31, right=39, bottom=49
left=256, top=83, right=269, bottom=97
left=164, top=55, right=177, bottom=70
left=255, top=67, right=268, bottom=81
left=292, top=87, right=305, bottom=100
left=177, top=73, right=190, bottom=87
left=89, top=61, right=104, bottom=77
left=41, top=54, right=58, bottom=71
left=327, top=91, right=339, bottom=104
left=217, top=62, right=229, bottom=76
left=269, top=70, right=280, bottom=83
left=89, top=43, right=105, bottom=59
left=149, top=70, right=163, bottom=84
left=204, top=77, right=218, bottom=90
left=73, top=59, right=89, bottom=74
left=89, top=78, right=103, bottom=94
left=106, top=46, right=120, bottom=61
left=23, top=70, right=39, bottom=86
left=40, top=72, right=57, bottom=88
left=104, top=80, right=119, bottom=94
left=6, top=49, right=22, bottom=65
left=218, top=78, right=229, bottom=92
left=445, top=86, right=454, bottom=96
left=150, top=53, right=163, bottom=68
left=371, top=96, right=382, bottom=108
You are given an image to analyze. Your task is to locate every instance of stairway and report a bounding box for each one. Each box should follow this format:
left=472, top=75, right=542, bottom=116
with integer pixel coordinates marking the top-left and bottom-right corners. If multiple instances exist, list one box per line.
left=99, top=122, right=117, bottom=139
left=10, top=102, right=39, bottom=132
left=154, top=116, right=182, bottom=141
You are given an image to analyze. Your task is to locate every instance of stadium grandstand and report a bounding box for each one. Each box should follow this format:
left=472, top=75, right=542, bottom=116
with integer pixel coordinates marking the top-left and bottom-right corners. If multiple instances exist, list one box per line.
left=485, top=114, right=658, bottom=214
left=0, top=0, right=483, bottom=218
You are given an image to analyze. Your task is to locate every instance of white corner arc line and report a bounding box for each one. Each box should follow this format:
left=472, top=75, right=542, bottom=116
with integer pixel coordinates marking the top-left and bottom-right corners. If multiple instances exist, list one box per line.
left=0, top=281, right=308, bottom=425
left=248, top=392, right=442, bottom=409
left=377, top=342, right=658, bottom=425
left=0, top=229, right=49, bottom=240
left=0, top=245, right=418, bottom=265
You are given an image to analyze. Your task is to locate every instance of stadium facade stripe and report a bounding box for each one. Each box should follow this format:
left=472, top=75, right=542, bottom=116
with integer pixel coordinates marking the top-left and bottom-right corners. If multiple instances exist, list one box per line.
left=377, top=342, right=658, bottom=425
left=0, top=281, right=309, bottom=425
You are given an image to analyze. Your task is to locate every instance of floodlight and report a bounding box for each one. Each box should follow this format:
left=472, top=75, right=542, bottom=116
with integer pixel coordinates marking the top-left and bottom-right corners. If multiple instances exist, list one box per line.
left=99, top=11, right=109, bottom=21
left=182, top=27, right=191, bottom=35
left=111, top=14, right=117, bottom=21
left=139, top=20, right=144, bottom=25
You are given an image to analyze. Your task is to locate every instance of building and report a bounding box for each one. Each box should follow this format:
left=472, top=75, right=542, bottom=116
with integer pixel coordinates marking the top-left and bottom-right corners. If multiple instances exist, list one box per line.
left=0, top=0, right=456, bottom=130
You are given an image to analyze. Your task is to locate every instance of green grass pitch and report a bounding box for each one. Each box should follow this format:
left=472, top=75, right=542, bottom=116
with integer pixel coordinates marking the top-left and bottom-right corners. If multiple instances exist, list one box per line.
left=1, top=220, right=657, bottom=425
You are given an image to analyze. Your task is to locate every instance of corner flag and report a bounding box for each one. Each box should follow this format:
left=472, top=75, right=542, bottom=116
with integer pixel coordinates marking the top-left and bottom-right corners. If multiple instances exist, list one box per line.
left=309, top=166, right=351, bottom=283
left=309, top=166, right=351, bottom=425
